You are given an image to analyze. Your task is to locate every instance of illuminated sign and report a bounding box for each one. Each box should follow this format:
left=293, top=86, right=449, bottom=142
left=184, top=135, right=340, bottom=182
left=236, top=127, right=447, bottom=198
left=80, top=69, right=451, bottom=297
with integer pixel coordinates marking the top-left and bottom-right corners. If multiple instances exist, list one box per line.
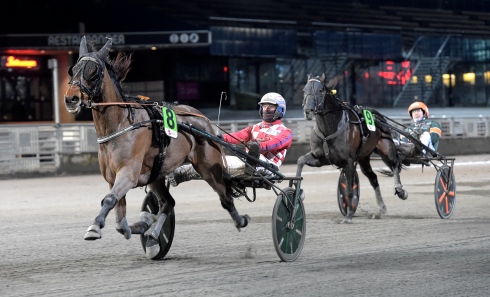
left=1, top=56, right=39, bottom=69
left=377, top=61, right=412, bottom=85
left=0, top=31, right=211, bottom=50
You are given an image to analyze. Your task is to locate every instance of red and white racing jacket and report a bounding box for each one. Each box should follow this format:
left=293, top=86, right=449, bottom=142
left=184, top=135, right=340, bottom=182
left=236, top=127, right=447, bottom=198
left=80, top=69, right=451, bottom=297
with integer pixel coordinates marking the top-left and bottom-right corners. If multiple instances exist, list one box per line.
left=222, top=119, right=293, bottom=167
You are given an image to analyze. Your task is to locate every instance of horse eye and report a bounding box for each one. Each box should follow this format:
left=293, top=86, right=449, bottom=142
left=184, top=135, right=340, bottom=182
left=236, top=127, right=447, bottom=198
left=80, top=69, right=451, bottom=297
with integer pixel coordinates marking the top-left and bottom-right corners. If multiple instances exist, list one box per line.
left=83, top=66, right=100, bottom=82
left=90, top=71, right=100, bottom=82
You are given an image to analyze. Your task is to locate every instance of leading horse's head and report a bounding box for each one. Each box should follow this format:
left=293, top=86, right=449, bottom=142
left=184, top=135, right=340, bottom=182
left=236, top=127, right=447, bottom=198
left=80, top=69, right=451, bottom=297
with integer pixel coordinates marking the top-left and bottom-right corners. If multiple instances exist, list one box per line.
left=302, top=73, right=341, bottom=120
left=64, top=36, right=112, bottom=114
left=302, top=73, right=326, bottom=120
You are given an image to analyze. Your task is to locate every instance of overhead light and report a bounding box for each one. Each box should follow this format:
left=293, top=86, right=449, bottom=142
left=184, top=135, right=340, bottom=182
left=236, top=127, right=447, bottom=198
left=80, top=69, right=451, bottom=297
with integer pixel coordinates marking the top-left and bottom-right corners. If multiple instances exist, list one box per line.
left=463, top=72, right=475, bottom=85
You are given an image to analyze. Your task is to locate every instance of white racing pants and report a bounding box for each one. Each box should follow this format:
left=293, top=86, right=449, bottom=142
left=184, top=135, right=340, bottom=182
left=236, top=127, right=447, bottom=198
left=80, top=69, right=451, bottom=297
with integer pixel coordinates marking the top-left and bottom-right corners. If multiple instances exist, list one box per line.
left=419, top=131, right=435, bottom=151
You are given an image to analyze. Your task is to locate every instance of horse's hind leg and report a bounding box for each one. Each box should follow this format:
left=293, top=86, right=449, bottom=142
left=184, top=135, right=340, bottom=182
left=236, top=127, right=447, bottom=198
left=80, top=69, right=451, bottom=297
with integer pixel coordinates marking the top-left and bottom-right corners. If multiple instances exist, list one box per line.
left=378, top=140, right=408, bottom=200
left=135, top=182, right=176, bottom=259
left=84, top=193, right=119, bottom=240
left=200, top=164, right=249, bottom=230
left=129, top=191, right=157, bottom=235
left=359, top=158, right=386, bottom=216
left=393, top=165, right=408, bottom=200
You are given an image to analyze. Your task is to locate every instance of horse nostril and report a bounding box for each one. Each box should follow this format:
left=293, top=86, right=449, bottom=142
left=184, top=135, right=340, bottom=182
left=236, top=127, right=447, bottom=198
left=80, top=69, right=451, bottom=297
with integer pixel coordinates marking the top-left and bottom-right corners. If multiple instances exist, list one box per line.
left=64, top=96, right=79, bottom=104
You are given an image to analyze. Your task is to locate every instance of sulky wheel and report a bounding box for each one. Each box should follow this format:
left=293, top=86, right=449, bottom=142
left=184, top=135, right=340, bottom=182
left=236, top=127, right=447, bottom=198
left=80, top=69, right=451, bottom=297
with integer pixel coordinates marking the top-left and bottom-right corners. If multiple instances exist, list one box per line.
left=337, top=168, right=360, bottom=216
left=272, top=187, right=306, bottom=262
left=140, top=191, right=175, bottom=260
left=434, top=164, right=456, bottom=219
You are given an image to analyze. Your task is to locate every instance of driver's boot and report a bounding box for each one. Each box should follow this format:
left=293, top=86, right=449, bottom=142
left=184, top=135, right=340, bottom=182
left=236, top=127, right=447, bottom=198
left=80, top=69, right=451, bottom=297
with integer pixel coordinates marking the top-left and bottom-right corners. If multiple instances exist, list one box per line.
left=167, top=164, right=202, bottom=187
left=244, top=142, right=261, bottom=175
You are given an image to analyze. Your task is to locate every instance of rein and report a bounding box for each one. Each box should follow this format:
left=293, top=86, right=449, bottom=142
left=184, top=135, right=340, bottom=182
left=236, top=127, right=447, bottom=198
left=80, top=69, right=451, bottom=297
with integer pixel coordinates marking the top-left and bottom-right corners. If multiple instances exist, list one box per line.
left=95, top=104, right=209, bottom=144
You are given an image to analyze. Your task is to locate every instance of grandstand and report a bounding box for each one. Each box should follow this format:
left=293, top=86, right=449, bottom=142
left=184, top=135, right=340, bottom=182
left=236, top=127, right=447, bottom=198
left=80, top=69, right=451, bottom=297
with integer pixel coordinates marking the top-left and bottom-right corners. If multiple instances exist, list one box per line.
left=1, top=0, right=490, bottom=125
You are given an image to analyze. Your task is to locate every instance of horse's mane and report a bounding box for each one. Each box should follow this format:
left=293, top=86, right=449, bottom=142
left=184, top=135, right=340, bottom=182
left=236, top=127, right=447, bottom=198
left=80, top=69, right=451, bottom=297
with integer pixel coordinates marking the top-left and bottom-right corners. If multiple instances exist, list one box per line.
left=105, top=52, right=132, bottom=97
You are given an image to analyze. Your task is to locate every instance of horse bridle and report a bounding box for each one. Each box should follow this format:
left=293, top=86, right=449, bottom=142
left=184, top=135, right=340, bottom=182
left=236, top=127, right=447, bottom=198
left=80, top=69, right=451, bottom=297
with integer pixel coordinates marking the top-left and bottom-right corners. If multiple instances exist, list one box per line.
left=304, top=77, right=346, bottom=115
left=68, top=55, right=105, bottom=108
left=303, top=78, right=325, bottom=113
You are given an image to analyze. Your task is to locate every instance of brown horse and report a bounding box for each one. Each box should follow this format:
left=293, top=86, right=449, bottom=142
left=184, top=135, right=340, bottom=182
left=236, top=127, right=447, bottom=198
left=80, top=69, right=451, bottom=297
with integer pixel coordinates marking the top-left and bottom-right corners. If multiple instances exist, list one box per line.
left=64, top=36, right=249, bottom=258
left=296, top=74, right=407, bottom=223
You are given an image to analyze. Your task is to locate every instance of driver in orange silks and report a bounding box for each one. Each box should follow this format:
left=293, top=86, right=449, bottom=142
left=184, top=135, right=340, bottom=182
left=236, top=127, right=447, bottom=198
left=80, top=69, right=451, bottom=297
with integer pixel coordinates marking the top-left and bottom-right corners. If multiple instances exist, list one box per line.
left=398, top=101, right=442, bottom=156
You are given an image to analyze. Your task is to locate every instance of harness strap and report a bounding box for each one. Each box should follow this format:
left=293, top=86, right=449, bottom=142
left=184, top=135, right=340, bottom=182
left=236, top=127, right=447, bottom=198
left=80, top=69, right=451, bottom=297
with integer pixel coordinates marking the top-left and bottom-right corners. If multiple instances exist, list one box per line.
left=97, top=119, right=156, bottom=144
left=91, top=102, right=157, bottom=107
left=346, top=106, right=367, bottom=159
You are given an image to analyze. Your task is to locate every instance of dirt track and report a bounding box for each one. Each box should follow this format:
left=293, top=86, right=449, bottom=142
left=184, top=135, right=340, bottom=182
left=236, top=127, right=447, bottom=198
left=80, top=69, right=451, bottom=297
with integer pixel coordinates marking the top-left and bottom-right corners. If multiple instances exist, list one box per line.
left=1, top=155, right=489, bottom=297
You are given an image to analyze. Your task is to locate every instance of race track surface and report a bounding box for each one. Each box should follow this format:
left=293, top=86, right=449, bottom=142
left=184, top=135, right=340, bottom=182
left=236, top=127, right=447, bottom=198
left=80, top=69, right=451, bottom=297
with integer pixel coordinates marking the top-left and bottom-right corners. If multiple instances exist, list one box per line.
left=1, top=155, right=489, bottom=296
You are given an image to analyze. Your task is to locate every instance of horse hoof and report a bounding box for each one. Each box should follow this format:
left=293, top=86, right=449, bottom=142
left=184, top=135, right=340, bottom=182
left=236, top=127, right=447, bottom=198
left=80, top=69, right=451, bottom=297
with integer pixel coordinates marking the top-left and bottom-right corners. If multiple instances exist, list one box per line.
left=115, top=228, right=131, bottom=240
left=396, top=188, right=408, bottom=200
left=379, top=205, right=387, bottom=215
left=235, top=215, right=250, bottom=231
left=145, top=237, right=160, bottom=259
left=242, top=215, right=250, bottom=228
left=115, top=217, right=132, bottom=240
left=84, top=225, right=101, bottom=240
left=342, top=218, right=353, bottom=224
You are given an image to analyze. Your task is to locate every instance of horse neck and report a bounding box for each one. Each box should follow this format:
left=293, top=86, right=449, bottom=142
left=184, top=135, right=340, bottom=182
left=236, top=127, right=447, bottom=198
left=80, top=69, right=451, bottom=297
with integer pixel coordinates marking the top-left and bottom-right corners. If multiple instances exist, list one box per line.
left=92, top=74, right=128, bottom=135
left=316, top=97, right=346, bottom=133
left=322, top=94, right=339, bottom=111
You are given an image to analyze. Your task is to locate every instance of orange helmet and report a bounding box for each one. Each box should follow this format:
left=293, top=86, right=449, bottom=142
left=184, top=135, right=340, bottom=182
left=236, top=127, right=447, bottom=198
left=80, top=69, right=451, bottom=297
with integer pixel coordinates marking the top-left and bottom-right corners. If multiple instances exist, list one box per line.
left=408, top=101, right=429, bottom=118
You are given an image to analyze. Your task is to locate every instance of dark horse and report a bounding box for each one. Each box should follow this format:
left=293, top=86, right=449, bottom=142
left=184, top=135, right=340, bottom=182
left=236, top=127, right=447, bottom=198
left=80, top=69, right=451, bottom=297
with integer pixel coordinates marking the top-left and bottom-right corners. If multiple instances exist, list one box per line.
left=64, top=36, right=249, bottom=258
left=296, top=74, right=407, bottom=223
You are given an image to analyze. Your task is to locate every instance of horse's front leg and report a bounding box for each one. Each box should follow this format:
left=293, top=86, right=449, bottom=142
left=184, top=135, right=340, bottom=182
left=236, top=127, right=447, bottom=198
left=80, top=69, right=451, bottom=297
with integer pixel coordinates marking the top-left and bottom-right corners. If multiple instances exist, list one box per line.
left=296, top=151, right=328, bottom=177
left=84, top=173, right=136, bottom=240
left=114, top=195, right=132, bottom=239
left=84, top=193, right=119, bottom=240
left=343, top=165, right=358, bottom=224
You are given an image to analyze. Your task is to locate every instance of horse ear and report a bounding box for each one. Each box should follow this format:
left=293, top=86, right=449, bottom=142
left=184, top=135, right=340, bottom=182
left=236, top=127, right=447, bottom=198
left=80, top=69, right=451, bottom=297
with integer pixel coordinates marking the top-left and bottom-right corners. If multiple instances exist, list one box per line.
left=79, top=36, right=88, bottom=56
left=97, top=37, right=112, bottom=60
left=320, top=73, right=325, bottom=82
left=327, top=76, right=340, bottom=89
left=307, top=73, right=312, bottom=81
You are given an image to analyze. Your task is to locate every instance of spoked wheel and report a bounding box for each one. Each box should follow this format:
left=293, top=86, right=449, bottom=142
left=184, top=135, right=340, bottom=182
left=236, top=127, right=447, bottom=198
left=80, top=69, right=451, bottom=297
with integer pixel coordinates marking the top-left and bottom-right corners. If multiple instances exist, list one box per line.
left=434, top=164, right=456, bottom=219
left=337, top=168, right=360, bottom=216
left=272, top=187, right=306, bottom=262
left=139, top=191, right=176, bottom=260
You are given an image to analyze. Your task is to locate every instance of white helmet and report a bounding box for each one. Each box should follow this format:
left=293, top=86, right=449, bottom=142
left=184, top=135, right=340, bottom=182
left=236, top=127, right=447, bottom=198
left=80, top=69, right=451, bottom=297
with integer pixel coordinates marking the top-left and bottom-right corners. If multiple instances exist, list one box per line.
left=258, top=92, right=286, bottom=121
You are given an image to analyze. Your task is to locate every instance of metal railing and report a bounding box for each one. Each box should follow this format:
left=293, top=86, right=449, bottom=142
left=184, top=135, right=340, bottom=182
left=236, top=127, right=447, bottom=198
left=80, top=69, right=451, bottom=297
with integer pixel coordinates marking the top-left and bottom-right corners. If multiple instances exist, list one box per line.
left=1, top=115, right=489, bottom=176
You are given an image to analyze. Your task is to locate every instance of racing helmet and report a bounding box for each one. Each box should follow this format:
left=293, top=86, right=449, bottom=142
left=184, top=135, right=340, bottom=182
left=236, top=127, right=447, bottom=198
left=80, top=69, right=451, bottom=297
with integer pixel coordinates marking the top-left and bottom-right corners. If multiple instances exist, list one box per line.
left=408, top=101, right=429, bottom=118
left=258, top=92, right=286, bottom=122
